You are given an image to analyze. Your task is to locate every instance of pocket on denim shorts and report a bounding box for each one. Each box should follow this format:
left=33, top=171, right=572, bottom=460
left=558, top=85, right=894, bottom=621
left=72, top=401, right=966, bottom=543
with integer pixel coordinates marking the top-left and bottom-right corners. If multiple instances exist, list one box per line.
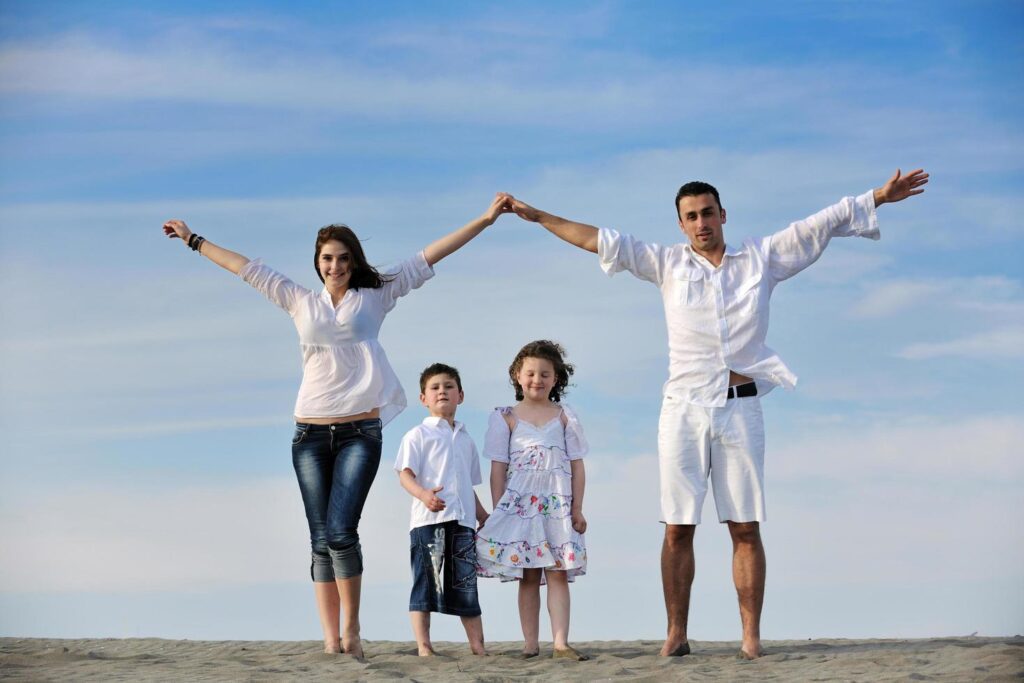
left=452, top=528, right=478, bottom=591
left=292, top=423, right=311, bottom=445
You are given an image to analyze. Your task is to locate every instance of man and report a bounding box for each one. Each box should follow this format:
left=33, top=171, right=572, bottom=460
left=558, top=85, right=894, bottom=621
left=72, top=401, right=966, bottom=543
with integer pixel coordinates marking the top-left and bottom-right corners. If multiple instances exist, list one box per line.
left=507, top=168, right=928, bottom=659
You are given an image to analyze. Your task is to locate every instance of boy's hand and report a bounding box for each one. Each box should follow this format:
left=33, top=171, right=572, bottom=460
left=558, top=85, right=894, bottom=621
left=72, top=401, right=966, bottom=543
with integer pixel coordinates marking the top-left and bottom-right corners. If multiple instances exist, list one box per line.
left=571, top=510, right=587, bottom=534
left=420, top=486, right=446, bottom=512
left=477, top=511, right=490, bottom=530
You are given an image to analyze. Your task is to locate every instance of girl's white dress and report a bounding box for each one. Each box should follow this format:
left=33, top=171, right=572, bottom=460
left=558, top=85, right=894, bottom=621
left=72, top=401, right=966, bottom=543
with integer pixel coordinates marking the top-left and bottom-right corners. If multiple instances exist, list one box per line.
left=476, top=404, right=588, bottom=582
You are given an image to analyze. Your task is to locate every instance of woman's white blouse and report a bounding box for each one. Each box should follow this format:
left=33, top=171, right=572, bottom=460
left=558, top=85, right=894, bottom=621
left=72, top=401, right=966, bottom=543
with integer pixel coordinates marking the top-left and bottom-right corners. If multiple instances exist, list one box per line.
left=238, top=252, right=434, bottom=424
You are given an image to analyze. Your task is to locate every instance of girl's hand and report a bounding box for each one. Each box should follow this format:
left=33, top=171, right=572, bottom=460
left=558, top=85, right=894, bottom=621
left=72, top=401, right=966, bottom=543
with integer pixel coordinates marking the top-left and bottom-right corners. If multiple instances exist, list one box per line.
left=482, top=192, right=514, bottom=224
left=571, top=509, right=587, bottom=534
left=163, top=219, right=193, bottom=242
left=420, top=486, right=446, bottom=512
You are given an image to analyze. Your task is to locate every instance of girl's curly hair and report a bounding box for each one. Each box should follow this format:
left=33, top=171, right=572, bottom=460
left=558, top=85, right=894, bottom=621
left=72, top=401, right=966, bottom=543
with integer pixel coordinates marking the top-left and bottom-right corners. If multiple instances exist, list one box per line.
left=508, top=339, right=574, bottom=403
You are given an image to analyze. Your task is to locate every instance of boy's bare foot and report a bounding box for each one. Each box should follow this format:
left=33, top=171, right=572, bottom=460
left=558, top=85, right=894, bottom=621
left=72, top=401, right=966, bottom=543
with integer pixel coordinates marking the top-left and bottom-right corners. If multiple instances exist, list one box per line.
left=553, top=645, right=590, bottom=661
left=736, top=647, right=765, bottom=660
left=659, top=640, right=691, bottom=657
left=469, top=642, right=488, bottom=656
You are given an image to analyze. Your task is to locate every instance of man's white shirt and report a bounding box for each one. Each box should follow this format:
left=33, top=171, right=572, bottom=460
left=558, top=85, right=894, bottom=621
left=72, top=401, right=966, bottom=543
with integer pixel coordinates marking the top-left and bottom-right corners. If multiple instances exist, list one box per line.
left=394, top=417, right=482, bottom=530
left=597, top=191, right=879, bottom=407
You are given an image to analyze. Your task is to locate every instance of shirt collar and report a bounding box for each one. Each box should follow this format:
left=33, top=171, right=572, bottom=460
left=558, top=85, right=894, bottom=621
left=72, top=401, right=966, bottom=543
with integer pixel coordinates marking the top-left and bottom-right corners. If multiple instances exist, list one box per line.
left=422, top=416, right=463, bottom=432
left=682, top=242, right=745, bottom=264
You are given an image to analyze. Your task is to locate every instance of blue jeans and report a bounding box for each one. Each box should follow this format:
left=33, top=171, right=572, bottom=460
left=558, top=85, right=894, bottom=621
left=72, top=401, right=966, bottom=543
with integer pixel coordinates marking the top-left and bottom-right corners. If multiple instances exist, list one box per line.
left=292, top=419, right=382, bottom=582
left=409, top=521, right=481, bottom=616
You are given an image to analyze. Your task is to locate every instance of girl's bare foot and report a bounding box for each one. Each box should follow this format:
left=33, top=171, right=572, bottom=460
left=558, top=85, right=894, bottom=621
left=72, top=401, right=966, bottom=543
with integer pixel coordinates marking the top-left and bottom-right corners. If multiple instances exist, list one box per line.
left=342, top=635, right=364, bottom=660
left=323, top=639, right=341, bottom=654
left=553, top=645, right=590, bottom=661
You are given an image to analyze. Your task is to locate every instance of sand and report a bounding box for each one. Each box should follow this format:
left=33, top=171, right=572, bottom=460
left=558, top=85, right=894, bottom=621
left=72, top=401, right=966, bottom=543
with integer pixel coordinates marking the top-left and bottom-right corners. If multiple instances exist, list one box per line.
left=2, top=636, right=1021, bottom=681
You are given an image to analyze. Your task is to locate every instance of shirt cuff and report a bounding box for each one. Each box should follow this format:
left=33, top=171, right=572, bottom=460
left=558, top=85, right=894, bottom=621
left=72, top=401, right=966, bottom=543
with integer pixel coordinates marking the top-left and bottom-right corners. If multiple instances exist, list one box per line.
left=851, top=190, right=880, bottom=241
left=414, top=250, right=436, bottom=281
left=596, top=228, right=622, bottom=276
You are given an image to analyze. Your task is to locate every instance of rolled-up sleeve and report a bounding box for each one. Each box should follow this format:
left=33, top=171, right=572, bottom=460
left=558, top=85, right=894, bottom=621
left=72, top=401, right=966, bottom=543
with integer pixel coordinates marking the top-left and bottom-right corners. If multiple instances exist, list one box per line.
left=379, top=251, right=435, bottom=312
left=483, top=409, right=511, bottom=463
left=597, top=228, right=667, bottom=285
left=766, top=191, right=879, bottom=283
left=238, top=259, right=303, bottom=314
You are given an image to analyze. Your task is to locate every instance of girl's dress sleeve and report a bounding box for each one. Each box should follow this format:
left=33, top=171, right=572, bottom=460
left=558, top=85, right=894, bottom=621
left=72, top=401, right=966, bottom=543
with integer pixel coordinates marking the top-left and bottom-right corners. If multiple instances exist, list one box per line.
left=561, top=403, right=589, bottom=460
left=483, top=408, right=512, bottom=463
left=378, top=251, right=435, bottom=312
left=238, top=259, right=304, bottom=315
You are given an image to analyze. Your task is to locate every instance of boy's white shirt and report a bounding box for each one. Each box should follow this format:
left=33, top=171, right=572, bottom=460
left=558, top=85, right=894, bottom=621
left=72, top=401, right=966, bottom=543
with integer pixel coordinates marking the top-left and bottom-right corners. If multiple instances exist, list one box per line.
left=394, top=416, right=482, bottom=531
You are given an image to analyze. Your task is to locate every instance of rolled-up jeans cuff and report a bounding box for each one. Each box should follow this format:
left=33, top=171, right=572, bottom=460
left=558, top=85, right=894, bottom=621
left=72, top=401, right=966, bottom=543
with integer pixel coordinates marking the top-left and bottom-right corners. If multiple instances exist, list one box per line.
left=311, top=552, right=335, bottom=582
left=330, top=542, right=363, bottom=579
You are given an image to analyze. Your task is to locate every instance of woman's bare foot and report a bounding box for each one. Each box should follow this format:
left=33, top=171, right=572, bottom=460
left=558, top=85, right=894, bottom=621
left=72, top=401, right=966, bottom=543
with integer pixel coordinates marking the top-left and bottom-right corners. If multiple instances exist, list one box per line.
left=342, top=634, right=364, bottom=660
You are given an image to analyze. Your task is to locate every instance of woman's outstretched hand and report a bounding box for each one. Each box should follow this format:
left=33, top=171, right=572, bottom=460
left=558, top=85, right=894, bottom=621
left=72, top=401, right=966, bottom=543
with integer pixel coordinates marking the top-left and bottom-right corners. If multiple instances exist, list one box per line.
left=163, top=219, right=193, bottom=242
left=873, top=168, right=929, bottom=206
left=482, top=192, right=515, bottom=225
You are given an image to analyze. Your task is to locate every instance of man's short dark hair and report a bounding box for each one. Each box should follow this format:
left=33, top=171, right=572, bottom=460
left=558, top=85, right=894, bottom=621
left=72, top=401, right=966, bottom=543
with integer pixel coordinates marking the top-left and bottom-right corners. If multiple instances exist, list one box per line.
left=675, top=181, right=723, bottom=219
left=419, top=363, right=463, bottom=393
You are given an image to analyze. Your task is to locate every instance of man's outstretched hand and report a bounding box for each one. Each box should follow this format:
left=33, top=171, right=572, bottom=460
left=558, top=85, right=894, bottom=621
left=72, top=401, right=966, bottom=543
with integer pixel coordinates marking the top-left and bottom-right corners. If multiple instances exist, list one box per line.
left=874, top=168, right=929, bottom=206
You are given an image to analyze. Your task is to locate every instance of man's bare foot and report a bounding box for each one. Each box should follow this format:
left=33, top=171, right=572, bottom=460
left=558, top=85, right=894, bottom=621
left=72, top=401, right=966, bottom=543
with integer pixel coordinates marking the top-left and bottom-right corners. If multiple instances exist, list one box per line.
left=553, top=645, right=590, bottom=661
left=736, top=646, right=765, bottom=660
left=659, top=640, right=691, bottom=657
left=469, top=642, right=488, bottom=656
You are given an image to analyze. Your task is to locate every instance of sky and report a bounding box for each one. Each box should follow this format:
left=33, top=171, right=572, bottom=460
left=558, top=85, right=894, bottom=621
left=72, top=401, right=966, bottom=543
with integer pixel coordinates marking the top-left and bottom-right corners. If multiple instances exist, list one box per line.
left=1, top=0, right=1022, bottom=644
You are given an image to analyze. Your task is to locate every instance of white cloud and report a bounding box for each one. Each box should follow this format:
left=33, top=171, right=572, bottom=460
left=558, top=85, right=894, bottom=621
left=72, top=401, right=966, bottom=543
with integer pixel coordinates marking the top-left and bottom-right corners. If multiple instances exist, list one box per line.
left=898, top=326, right=1024, bottom=360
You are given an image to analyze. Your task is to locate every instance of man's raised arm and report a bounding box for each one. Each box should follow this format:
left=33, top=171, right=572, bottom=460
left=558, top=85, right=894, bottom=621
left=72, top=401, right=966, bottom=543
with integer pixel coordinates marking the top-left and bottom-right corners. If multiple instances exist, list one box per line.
left=509, top=197, right=599, bottom=253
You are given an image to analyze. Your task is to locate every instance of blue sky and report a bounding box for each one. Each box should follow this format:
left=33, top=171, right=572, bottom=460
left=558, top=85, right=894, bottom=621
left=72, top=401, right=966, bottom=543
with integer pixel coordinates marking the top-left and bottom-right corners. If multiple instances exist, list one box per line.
left=1, top=1, right=1022, bottom=643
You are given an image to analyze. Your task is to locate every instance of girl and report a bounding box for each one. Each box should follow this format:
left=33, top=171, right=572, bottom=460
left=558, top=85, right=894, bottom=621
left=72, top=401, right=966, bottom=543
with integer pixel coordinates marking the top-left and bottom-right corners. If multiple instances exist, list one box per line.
left=161, top=193, right=511, bottom=658
left=476, top=340, right=589, bottom=660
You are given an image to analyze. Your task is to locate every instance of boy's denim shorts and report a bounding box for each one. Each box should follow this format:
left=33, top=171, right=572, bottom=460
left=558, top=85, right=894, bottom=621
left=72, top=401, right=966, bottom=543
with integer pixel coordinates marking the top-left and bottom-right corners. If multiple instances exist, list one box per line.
left=409, top=520, right=481, bottom=616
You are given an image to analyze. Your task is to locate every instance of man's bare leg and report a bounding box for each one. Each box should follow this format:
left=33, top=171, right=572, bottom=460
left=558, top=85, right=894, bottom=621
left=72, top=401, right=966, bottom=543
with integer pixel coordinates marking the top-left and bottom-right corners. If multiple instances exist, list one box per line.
left=410, top=611, right=436, bottom=656
left=660, top=524, right=696, bottom=656
left=460, top=615, right=487, bottom=655
left=727, top=521, right=765, bottom=659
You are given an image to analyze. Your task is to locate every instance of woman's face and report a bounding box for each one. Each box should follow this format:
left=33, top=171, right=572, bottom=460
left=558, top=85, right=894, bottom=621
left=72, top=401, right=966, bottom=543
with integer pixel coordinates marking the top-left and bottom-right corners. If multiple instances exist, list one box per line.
left=318, top=240, right=352, bottom=290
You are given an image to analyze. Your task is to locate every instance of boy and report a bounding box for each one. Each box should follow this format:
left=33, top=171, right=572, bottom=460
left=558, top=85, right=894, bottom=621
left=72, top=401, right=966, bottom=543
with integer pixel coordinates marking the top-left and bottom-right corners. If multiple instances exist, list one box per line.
left=394, top=363, right=489, bottom=657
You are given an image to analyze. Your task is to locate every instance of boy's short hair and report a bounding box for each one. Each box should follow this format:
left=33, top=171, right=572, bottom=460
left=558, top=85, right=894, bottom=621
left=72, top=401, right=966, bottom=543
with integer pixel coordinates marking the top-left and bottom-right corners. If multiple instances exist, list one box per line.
left=419, top=363, right=463, bottom=393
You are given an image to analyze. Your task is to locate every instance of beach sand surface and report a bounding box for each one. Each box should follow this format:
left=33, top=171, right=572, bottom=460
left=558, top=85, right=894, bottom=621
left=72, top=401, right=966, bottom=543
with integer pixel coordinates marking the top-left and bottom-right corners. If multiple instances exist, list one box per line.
left=2, top=636, right=1022, bottom=681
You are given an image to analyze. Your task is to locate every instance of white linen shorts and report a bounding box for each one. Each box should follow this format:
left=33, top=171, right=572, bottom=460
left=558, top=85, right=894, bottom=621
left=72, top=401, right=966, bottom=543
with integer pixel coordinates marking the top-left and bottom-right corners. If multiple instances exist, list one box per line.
left=657, top=393, right=766, bottom=525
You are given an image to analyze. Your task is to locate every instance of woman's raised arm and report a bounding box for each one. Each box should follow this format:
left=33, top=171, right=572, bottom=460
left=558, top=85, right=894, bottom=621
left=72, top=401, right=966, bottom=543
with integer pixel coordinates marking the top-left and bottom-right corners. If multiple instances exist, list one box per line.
left=421, top=193, right=512, bottom=267
left=163, top=219, right=250, bottom=275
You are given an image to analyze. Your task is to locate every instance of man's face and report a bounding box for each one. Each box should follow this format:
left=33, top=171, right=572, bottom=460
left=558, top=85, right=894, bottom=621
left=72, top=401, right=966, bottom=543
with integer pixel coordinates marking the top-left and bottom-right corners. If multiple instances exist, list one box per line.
left=677, top=193, right=727, bottom=255
left=419, top=373, right=464, bottom=419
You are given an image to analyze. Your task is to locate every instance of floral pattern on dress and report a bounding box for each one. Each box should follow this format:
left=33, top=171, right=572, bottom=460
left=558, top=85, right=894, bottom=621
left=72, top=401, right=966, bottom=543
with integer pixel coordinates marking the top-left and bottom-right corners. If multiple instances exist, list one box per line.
left=495, top=487, right=572, bottom=519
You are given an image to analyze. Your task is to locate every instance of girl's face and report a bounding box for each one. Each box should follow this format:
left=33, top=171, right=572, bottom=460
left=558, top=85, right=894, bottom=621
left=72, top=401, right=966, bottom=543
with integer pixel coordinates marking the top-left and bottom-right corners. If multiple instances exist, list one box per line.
left=318, top=240, right=352, bottom=290
left=516, top=356, right=556, bottom=402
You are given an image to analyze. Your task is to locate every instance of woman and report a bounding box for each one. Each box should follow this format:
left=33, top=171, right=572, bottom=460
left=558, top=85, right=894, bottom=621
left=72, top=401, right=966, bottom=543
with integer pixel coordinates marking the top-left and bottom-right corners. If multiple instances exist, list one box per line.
left=162, top=193, right=511, bottom=657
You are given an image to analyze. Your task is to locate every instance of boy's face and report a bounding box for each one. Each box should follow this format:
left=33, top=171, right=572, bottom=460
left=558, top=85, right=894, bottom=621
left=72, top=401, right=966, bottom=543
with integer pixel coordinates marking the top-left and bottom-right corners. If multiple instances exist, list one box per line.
left=419, top=373, right=464, bottom=420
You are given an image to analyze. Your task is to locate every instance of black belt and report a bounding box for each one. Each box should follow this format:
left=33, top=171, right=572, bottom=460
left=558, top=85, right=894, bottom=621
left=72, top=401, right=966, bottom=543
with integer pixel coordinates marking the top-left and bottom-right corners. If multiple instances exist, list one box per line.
left=726, top=382, right=757, bottom=399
